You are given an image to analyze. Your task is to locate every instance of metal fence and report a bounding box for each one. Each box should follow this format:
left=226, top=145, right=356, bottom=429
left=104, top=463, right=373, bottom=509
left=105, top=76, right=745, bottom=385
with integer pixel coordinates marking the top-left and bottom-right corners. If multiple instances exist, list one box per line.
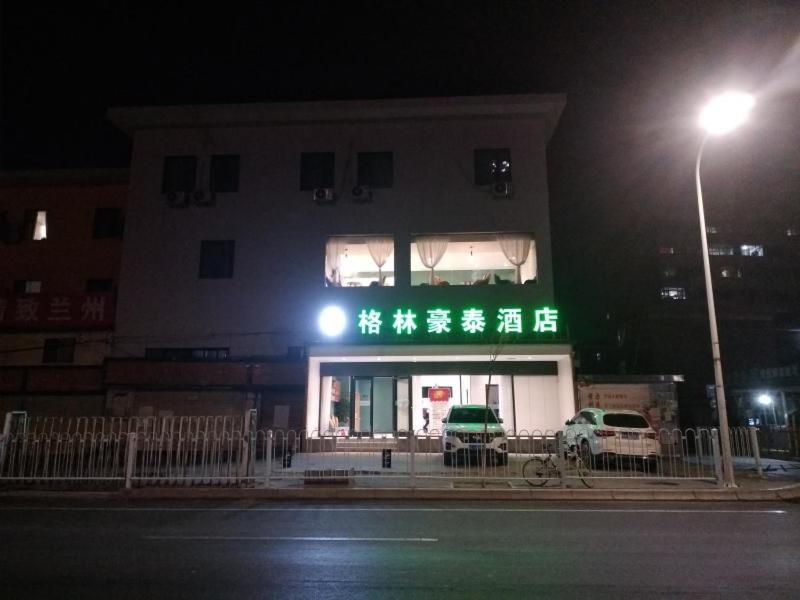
left=9, top=412, right=796, bottom=489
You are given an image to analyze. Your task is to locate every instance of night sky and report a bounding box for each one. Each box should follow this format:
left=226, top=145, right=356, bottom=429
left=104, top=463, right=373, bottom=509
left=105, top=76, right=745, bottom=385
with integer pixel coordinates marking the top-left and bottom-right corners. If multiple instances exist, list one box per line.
left=2, top=1, right=799, bottom=341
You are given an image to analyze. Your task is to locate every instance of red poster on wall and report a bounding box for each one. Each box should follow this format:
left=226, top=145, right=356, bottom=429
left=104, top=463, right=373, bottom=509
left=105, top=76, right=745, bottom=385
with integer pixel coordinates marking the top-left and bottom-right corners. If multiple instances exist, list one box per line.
left=429, top=387, right=450, bottom=402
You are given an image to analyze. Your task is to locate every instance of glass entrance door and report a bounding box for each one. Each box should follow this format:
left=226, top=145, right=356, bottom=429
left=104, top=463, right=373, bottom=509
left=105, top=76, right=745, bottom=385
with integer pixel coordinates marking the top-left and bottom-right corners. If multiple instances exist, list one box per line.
left=350, top=376, right=410, bottom=434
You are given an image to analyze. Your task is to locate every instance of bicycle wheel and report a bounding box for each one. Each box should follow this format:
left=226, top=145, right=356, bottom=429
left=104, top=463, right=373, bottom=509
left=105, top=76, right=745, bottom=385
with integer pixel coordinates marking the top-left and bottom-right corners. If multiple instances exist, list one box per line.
left=523, top=457, right=554, bottom=487
left=573, top=456, right=594, bottom=488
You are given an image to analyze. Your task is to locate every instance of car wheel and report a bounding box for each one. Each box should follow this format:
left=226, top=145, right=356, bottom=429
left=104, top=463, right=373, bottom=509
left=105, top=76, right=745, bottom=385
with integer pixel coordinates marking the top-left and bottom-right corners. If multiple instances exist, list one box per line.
left=579, top=439, right=593, bottom=468
left=443, top=452, right=452, bottom=467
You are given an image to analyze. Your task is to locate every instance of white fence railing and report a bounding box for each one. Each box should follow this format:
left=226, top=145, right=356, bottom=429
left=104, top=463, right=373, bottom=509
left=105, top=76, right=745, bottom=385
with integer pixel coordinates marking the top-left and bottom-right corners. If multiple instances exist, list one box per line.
left=1, top=422, right=742, bottom=488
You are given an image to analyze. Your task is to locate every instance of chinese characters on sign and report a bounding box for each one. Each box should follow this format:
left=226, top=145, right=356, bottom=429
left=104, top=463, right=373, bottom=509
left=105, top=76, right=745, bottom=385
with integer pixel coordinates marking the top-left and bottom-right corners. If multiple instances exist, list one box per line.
left=0, top=294, right=115, bottom=329
left=355, top=305, right=558, bottom=338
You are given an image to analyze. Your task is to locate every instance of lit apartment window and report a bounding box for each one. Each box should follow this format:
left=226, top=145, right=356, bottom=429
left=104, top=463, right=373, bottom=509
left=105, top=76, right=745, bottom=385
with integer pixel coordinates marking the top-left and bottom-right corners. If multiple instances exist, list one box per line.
left=474, top=148, right=512, bottom=185
left=42, top=338, right=76, bottom=364
left=706, top=226, right=718, bottom=234
left=740, top=244, right=764, bottom=257
left=23, top=209, right=48, bottom=240
left=786, top=228, right=798, bottom=237
left=660, top=287, right=687, bottom=300
left=411, top=233, right=536, bottom=285
left=658, top=246, right=675, bottom=255
left=662, top=267, right=677, bottom=278
left=709, top=244, right=735, bottom=256
left=13, top=280, right=42, bottom=294
left=325, top=236, right=394, bottom=287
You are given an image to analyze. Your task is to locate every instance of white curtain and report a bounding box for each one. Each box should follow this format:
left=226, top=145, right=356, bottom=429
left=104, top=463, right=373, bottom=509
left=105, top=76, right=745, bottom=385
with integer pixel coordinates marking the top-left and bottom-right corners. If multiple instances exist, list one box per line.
left=325, top=239, right=344, bottom=285
left=366, top=237, right=393, bottom=282
left=416, top=236, right=449, bottom=284
left=498, top=234, right=533, bottom=283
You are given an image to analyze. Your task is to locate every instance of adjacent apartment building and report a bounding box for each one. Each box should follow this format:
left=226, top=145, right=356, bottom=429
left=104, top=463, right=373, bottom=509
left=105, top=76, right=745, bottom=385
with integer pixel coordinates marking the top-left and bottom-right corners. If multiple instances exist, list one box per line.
left=0, top=169, right=127, bottom=416
left=106, top=95, right=572, bottom=433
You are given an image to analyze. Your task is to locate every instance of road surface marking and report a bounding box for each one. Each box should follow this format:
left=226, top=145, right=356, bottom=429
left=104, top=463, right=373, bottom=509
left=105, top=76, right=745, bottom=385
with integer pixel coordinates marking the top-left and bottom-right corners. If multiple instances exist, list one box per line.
left=143, top=535, right=437, bottom=542
left=0, top=507, right=787, bottom=514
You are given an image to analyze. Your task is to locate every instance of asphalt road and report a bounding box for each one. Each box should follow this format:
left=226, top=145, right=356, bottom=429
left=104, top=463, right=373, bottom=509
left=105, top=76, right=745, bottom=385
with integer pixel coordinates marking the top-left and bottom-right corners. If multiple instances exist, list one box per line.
left=0, top=498, right=797, bottom=599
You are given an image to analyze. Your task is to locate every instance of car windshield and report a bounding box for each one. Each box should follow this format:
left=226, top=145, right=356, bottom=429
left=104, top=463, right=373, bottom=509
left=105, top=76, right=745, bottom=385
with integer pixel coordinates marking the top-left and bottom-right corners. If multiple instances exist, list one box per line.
left=448, top=408, right=499, bottom=424
left=602, top=413, right=649, bottom=428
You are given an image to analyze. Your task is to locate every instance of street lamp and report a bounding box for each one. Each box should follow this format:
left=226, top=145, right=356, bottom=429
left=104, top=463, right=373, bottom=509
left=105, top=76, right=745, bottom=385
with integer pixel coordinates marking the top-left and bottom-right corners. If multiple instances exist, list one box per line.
left=696, top=91, right=755, bottom=487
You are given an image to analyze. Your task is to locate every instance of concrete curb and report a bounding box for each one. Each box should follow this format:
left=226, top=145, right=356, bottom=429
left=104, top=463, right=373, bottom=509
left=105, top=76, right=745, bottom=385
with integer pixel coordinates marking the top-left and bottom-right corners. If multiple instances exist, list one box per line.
left=1, top=483, right=798, bottom=502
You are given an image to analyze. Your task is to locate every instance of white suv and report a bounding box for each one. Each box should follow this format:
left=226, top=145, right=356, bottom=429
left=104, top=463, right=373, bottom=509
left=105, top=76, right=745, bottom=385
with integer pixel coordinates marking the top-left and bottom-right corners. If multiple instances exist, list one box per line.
left=563, top=408, right=661, bottom=468
left=442, top=405, right=508, bottom=466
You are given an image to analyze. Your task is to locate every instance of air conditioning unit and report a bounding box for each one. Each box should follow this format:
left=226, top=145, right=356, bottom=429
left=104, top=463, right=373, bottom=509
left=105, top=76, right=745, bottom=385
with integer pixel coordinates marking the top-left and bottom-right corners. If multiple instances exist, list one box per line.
left=313, top=187, right=337, bottom=205
left=193, top=189, right=215, bottom=207
left=165, top=190, right=190, bottom=208
left=491, top=181, right=513, bottom=199
left=351, top=185, right=373, bottom=203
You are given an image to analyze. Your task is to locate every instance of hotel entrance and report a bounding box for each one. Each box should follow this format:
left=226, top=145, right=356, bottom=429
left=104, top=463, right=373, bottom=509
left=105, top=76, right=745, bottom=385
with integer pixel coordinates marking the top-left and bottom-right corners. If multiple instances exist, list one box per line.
left=342, top=376, right=411, bottom=435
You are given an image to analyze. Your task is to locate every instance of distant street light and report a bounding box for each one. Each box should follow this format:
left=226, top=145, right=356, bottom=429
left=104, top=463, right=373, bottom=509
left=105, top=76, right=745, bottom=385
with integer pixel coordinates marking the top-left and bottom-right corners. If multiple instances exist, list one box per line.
left=696, top=91, right=755, bottom=487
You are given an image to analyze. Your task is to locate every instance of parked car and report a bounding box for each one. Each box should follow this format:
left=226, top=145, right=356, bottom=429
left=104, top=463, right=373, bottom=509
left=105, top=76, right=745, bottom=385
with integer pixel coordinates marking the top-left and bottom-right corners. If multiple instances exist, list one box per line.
left=563, top=408, right=661, bottom=468
left=442, top=404, right=508, bottom=466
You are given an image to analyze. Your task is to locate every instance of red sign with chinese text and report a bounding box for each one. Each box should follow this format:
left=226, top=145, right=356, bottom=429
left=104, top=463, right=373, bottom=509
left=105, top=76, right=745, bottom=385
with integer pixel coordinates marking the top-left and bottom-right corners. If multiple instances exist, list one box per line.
left=428, top=387, right=451, bottom=402
left=0, top=293, right=115, bottom=329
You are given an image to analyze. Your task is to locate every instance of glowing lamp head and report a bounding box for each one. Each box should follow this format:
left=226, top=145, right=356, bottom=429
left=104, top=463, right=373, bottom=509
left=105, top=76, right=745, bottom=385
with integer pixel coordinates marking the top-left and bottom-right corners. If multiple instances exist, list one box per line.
left=319, top=306, right=347, bottom=337
left=757, top=394, right=772, bottom=406
left=699, top=91, right=755, bottom=135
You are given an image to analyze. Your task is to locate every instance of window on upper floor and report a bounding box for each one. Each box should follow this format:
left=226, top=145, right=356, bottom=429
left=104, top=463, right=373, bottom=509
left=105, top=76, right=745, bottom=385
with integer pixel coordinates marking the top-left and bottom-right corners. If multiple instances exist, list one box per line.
left=660, top=287, right=687, bottom=300
left=357, top=152, right=393, bottom=188
left=92, top=207, right=124, bottom=239
left=22, top=209, right=47, bottom=240
left=325, top=236, right=394, bottom=287
left=42, top=337, right=75, bottom=364
left=86, top=278, right=114, bottom=292
left=706, top=225, right=718, bottom=234
left=144, top=347, right=229, bottom=361
left=662, top=267, right=677, bottom=278
left=740, top=244, right=764, bottom=257
left=162, top=156, right=198, bottom=193
left=411, top=233, right=536, bottom=286
left=709, top=244, right=735, bottom=256
left=474, top=148, right=512, bottom=186
left=199, top=240, right=235, bottom=279
left=300, top=152, right=335, bottom=190
left=720, top=267, right=742, bottom=279
left=658, top=245, right=675, bottom=255
left=210, top=155, right=240, bottom=193
left=13, top=280, right=41, bottom=294
left=786, top=228, right=798, bottom=237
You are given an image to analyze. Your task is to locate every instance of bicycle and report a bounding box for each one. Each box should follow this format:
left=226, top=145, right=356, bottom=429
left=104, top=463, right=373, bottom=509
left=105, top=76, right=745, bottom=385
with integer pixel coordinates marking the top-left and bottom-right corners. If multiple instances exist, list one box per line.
left=522, top=443, right=593, bottom=488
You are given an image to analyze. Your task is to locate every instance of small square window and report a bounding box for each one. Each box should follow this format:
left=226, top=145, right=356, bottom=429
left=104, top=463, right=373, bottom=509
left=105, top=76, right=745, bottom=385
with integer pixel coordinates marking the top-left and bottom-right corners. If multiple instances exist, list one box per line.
left=740, top=244, right=764, bottom=257
left=14, top=280, right=41, bottom=294
left=42, top=338, right=76, bottom=364
left=199, top=240, right=235, bottom=279
left=660, top=287, right=687, bottom=300
left=357, top=152, right=393, bottom=188
left=300, top=153, right=335, bottom=190
left=211, top=155, right=240, bottom=193
left=23, top=209, right=47, bottom=240
left=474, top=148, right=512, bottom=186
left=162, top=156, right=197, bottom=193
left=92, top=207, right=124, bottom=239
left=86, top=278, right=114, bottom=292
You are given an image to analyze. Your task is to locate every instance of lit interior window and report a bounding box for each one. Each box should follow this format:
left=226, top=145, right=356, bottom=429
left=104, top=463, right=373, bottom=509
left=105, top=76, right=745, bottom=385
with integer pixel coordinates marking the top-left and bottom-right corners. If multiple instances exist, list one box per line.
left=33, top=210, right=47, bottom=240
left=325, top=236, right=394, bottom=287
left=740, top=244, right=763, bottom=257
left=660, top=287, right=686, bottom=300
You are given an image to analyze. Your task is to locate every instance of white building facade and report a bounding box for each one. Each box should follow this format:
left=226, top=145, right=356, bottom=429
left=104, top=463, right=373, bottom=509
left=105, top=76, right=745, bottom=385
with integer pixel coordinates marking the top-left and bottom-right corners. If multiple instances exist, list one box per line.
left=108, top=95, right=574, bottom=433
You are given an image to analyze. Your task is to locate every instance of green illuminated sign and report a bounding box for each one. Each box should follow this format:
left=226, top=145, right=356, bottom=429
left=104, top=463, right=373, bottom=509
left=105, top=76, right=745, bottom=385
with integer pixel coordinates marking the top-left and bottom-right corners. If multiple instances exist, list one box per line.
left=354, top=305, right=559, bottom=339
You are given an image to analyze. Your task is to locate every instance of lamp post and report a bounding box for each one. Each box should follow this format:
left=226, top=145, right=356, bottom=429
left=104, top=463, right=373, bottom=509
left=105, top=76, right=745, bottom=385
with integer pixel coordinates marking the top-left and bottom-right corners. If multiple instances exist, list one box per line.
left=696, top=91, right=755, bottom=487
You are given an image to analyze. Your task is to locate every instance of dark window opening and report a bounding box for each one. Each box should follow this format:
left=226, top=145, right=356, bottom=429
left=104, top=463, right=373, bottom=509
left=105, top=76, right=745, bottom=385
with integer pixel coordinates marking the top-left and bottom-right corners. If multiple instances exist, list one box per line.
left=86, top=278, right=114, bottom=292
left=199, top=240, right=235, bottom=279
left=357, top=152, right=393, bottom=188
left=144, top=347, right=230, bottom=361
left=43, top=338, right=76, bottom=364
left=300, top=153, right=335, bottom=190
left=14, top=280, right=41, bottom=294
left=162, top=156, right=197, bottom=193
left=211, top=155, right=240, bottom=193
left=474, top=148, right=512, bottom=186
left=92, top=207, right=124, bottom=239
